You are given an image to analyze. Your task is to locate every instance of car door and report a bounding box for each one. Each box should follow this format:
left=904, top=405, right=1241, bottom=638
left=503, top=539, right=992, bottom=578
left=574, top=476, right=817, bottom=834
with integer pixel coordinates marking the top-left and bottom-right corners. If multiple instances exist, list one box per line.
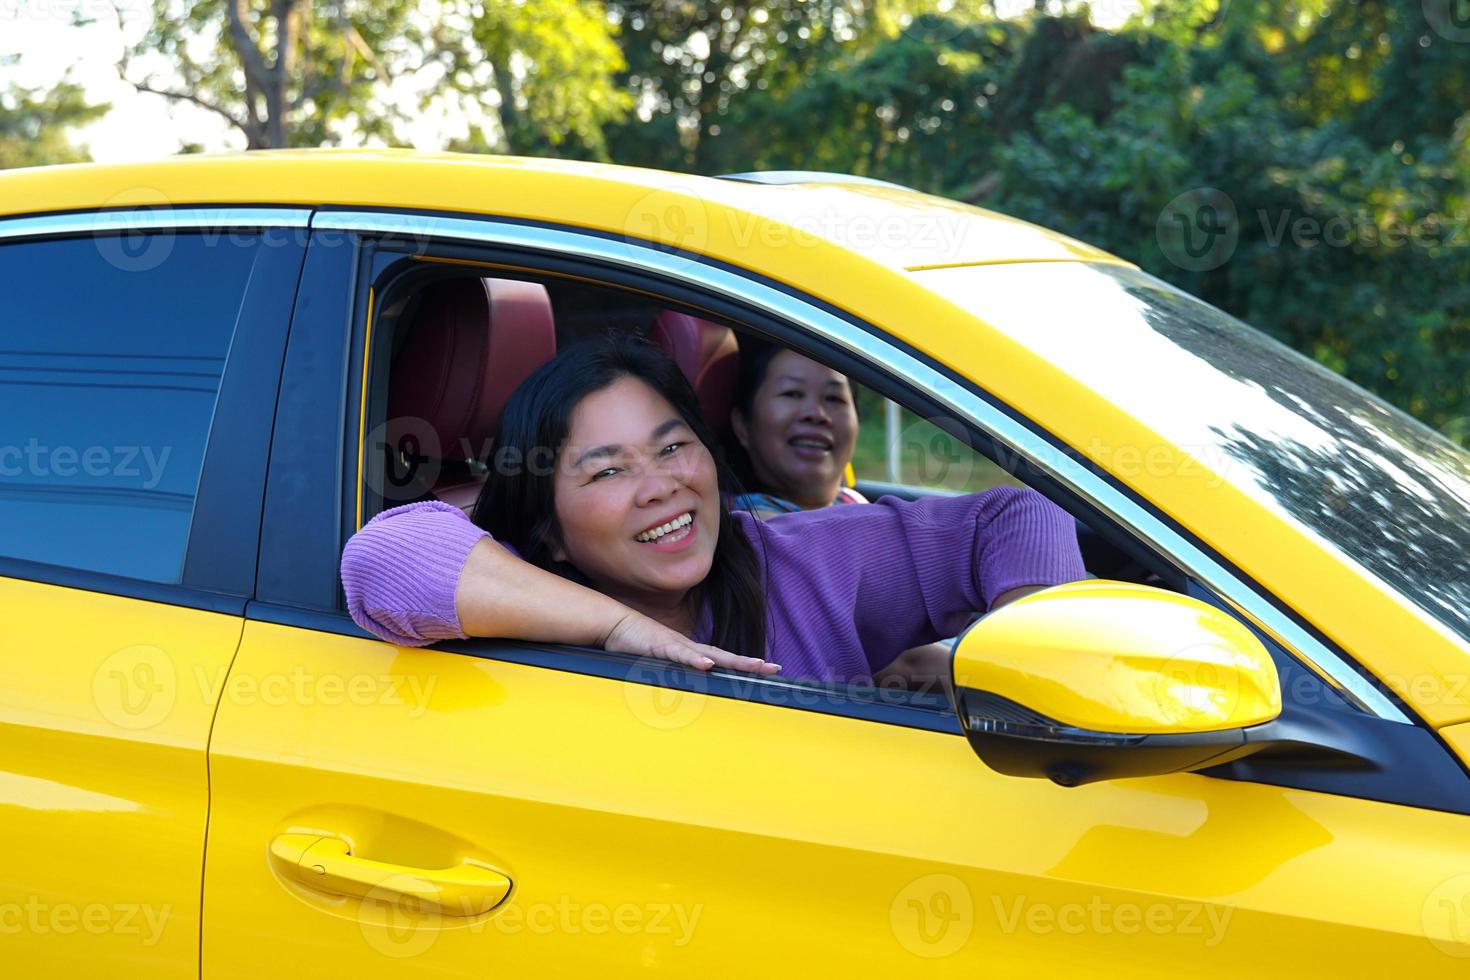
left=0, top=212, right=305, bottom=975
left=201, top=215, right=1470, bottom=978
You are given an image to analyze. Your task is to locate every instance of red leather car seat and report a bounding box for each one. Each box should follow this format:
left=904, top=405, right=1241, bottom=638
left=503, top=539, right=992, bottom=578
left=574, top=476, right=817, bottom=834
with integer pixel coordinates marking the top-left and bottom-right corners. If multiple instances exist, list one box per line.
left=387, top=277, right=556, bottom=513
left=648, top=310, right=739, bottom=437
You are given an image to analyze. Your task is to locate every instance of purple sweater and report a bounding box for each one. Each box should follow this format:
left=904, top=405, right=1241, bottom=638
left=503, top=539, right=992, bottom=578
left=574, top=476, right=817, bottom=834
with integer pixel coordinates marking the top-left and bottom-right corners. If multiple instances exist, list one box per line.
left=340, top=488, right=1086, bottom=683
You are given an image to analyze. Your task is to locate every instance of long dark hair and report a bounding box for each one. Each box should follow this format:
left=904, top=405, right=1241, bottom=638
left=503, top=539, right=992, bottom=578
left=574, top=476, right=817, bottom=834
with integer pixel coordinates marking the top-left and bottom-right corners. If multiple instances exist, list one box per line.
left=728, top=336, right=784, bottom=490
left=472, top=334, right=768, bottom=659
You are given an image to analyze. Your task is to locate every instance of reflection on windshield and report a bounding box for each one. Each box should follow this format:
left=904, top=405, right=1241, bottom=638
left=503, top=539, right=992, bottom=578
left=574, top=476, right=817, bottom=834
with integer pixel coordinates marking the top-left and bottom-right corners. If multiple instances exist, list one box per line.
left=920, top=262, right=1470, bottom=643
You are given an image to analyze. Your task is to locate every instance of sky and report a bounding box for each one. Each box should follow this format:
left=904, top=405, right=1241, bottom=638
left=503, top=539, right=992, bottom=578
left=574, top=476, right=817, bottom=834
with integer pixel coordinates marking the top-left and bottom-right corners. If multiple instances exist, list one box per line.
left=2, top=0, right=240, bottom=160
left=1, top=0, right=1141, bottom=164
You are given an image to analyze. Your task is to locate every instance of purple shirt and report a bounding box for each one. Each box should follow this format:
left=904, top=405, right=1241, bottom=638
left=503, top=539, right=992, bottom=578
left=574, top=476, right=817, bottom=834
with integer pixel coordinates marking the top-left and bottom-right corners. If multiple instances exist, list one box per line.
left=340, top=488, right=1086, bottom=683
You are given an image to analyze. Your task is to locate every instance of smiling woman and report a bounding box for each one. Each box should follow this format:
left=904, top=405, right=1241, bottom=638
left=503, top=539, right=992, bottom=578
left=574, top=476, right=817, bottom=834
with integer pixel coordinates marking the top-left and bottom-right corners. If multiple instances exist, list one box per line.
left=727, top=337, right=864, bottom=514
left=474, top=338, right=767, bottom=662
left=341, top=335, right=1088, bottom=684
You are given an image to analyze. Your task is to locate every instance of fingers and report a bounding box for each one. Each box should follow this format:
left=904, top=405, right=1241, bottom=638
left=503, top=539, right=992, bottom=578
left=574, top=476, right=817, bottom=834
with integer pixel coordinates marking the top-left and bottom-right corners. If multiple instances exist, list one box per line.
left=699, top=646, right=782, bottom=675
left=650, top=641, right=715, bottom=670
left=648, top=640, right=782, bottom=676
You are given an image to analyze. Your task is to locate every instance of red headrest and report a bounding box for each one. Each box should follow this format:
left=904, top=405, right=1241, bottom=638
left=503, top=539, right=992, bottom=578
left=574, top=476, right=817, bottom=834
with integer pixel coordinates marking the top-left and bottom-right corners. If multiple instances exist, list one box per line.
left=388, top=277, right=556, bottom=462
left=649, top=310, right=739, bottom=436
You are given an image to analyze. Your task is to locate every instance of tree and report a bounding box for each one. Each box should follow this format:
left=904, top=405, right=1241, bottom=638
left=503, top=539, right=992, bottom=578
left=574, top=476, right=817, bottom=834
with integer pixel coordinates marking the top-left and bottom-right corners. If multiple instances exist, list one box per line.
left=602, top=0, right=884, bottom=172
left=0, top=68, right=107, bottom=170
left=117, top=0, right=630, bottom=152
left=593, top=0, right=1470, bottom=440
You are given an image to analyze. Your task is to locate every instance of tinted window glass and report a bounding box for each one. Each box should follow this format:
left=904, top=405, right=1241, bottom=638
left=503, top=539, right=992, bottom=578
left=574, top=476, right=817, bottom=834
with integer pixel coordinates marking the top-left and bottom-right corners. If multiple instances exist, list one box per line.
left=0, top=231, right=256, bottom=582
left=918, top=261, right=1470, bottom=644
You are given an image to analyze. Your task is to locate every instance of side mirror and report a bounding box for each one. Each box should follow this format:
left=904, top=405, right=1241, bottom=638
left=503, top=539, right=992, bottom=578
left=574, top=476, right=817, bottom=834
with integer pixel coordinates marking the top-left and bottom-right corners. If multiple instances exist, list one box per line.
left=953, top=581, right=1283, bottom=786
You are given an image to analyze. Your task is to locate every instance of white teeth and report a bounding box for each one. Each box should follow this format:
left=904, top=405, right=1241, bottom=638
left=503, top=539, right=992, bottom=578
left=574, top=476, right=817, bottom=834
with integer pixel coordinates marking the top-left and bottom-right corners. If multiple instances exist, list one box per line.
left=636, top=512, right=692, bottom=542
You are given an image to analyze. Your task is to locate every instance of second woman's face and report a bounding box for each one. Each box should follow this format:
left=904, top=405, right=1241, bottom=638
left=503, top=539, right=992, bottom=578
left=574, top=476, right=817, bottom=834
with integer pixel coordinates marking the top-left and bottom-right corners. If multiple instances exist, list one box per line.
left=733, top=350, right=859, bottom=509
left=551, top=376, right=721, bottom=610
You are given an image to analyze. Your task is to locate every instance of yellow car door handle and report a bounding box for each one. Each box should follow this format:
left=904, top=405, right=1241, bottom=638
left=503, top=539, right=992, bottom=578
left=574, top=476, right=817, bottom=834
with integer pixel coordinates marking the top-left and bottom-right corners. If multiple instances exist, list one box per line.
left=269, top=833, right=511, bottom=916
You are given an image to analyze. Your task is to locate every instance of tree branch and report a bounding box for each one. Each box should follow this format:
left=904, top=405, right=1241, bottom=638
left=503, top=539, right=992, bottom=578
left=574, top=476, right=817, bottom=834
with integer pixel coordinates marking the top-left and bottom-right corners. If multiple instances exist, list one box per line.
left=122, top=72, right=259, bottom=146
left=227, top=0, right=273, bottom=105
left=263, top=0, right=299, bottom=145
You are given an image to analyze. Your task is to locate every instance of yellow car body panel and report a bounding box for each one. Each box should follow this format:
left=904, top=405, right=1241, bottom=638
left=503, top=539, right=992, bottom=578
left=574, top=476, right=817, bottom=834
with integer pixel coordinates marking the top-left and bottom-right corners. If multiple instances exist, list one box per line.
left=0, top=576, right=241, bottom=976
left=2, top=150, right=1461, bottom=726
left=199, top=623, right=1470, bottom=976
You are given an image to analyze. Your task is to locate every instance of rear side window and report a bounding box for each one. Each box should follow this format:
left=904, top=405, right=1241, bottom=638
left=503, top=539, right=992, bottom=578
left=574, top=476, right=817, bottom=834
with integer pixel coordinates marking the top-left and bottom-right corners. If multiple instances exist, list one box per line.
left=0, top=231, right=257, bottom=582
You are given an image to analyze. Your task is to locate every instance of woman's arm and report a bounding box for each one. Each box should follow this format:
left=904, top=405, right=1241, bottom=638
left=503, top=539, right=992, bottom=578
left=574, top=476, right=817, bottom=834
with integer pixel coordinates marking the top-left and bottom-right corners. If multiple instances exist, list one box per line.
left=342, top=501, right=778, bottom=674
left=456, top=536, right=778, bottom=673
left=748, top=488, right=1086, bottom=679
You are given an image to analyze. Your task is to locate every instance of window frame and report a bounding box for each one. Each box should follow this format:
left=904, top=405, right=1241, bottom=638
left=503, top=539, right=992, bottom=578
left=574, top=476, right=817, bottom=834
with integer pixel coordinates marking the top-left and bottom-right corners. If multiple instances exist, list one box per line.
left=0, top=208, right=310, bottom=611
left=316, top=210, right=1403, bottom=715
left=241, top=207, right=1470, bottom=814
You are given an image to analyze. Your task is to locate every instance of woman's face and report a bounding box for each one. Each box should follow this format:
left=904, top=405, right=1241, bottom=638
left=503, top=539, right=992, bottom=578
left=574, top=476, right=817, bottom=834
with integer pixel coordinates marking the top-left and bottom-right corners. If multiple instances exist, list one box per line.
left=550, top=375, right=721, bottom=612
left=732, top=350, right=859, bottom=509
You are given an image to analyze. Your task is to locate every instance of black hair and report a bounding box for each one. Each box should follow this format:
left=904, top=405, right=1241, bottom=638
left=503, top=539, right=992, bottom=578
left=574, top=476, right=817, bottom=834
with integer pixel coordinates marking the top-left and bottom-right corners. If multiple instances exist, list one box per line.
left=472, top=334, right=767, bottom=659
left=728, top=336, right=783, bottom=490
left=733, top=335, right=785, bottom=423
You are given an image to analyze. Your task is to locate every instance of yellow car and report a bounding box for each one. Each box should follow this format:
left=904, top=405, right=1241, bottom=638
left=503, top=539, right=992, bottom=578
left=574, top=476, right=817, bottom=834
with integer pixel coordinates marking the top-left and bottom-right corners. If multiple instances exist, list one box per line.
left=3, top=150, right=1470, bottom=978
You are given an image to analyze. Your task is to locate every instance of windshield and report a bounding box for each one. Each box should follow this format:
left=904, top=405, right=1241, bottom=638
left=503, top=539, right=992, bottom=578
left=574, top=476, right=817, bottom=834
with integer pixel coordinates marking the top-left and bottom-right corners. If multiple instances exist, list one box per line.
left=917, top=262, right=1470, bottom=644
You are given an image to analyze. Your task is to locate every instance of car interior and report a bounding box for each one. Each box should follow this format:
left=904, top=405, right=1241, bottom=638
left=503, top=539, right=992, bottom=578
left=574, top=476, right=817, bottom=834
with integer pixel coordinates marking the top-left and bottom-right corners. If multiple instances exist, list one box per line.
left=367, top=264, right=1181, bottom=606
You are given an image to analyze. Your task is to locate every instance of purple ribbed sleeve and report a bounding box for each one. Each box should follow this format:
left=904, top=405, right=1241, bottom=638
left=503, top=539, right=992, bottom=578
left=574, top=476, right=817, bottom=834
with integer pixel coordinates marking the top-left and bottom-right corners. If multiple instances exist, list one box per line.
left=340, top=500, right=490, bottom=646
left=737, top=487, right=1086, bottom=681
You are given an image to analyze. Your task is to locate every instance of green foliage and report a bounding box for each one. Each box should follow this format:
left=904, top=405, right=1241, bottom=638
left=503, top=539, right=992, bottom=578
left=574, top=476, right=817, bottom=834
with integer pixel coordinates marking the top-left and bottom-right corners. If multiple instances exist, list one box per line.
left=18, top=0, right=1470, bottom=440
left=983, top=0, right=1470, bottom=437
left=120, top=0, right=630, bottom=151
left=601, top=0, right=1469, bottom=442
left=0, top=70, right=106, bottom=169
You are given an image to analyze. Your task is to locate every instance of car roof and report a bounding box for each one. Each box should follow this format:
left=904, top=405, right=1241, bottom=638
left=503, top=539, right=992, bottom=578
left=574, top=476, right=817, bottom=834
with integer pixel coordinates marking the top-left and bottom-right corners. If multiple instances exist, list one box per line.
left=0, top=147, right=1125, bottom=274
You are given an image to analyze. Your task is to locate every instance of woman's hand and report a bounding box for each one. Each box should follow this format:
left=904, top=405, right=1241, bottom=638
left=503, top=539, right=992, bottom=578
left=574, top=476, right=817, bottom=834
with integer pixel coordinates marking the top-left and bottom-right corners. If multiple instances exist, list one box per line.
left=603, top=611, right=782, bottom=675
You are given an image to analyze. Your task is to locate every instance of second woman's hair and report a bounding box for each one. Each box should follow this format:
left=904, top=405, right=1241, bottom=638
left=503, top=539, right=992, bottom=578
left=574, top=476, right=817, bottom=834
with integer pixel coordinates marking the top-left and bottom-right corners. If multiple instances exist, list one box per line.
left=472, top=334, right=768, bottom=659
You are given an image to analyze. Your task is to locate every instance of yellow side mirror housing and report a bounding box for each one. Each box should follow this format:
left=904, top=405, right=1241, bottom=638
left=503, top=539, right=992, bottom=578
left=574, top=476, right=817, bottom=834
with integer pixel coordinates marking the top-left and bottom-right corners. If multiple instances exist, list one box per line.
left=953, top=581, right=1284, bottom=786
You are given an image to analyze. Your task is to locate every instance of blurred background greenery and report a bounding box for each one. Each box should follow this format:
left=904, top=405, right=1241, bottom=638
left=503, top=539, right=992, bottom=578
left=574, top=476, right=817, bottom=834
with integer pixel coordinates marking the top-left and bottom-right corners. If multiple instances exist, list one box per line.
left=4, top=0, right=1468, bottom=448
